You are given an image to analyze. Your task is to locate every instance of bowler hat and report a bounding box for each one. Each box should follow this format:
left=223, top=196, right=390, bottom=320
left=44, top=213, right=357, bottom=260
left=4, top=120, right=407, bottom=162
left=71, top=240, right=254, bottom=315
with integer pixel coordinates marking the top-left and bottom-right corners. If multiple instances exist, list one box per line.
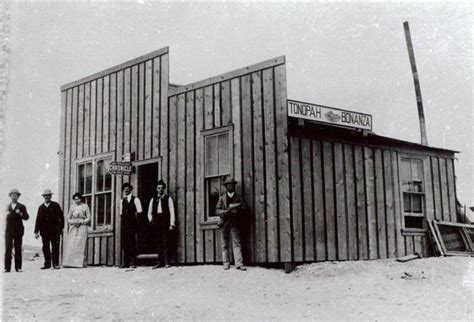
left=121, top=182, right=133, bottom=191
left=41, top=189, right=53, bottom=196
left=8, top=188, right=21, bottom=196
left=223, top=177, right=237, bottom=185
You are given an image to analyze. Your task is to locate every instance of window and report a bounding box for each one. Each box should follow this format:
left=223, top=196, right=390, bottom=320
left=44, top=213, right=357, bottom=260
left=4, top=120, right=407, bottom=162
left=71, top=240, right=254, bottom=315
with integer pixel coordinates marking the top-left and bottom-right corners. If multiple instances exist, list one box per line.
left=400, top=157, right=424, bottom=230
left=202, top=125, right=233, bottom=223
left=77, top=156, right=113, bottom=229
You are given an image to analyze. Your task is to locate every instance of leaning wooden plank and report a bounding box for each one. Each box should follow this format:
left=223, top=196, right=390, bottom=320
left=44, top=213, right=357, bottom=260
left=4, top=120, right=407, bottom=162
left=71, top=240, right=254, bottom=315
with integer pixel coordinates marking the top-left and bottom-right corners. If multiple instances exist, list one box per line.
left=194, top=88, right=205, bottom=263
left=302, top=138, right=315, bottom=262
left=396, top=253, right=421, bottom=262
left=436, top=221, right=474, bottom=229
left=428, top=220, right=444, bottom=256
left=323, top=141, right=337, bottom=261
left=334, top=143, right=347, bottom=261
left=185, top=91, right=196, bottom=263
left=354, top=146, right=368, bottom=260
left=313, top=140, right=326, bottom=261
left=262, top=68, right=279, bottom=263
left=290, top=137, right=303, bottom=262
left=344, top=144, right=358, bottom=260
left=364, top=147, right=378, bottom=259
left=374, top=149, right=387, bottom=259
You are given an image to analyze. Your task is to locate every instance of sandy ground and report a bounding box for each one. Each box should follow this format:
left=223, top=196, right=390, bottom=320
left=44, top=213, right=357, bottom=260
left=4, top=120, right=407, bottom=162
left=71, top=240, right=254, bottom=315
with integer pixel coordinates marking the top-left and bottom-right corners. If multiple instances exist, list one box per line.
left=2, top=250, right=473, bottom=321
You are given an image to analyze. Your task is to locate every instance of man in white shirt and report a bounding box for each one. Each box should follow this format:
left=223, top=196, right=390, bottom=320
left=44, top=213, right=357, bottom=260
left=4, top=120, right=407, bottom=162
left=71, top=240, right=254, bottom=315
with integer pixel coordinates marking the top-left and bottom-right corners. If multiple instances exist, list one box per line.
left=119, top=183, right=143, bottom=268
left=148, top=180, right=175, bottom=269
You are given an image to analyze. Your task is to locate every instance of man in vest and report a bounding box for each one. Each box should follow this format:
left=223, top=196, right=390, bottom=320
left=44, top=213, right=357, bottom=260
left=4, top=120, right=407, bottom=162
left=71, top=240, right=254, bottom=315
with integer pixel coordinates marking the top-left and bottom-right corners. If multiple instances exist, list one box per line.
left=119, top=183, right=143, bottom=268
left=34, top=189, right=64, bottom=269
left=215, top=178, right=246, bottom=271
left=148, top=180, right=175, bottom=269
left=4, top=189, right=29, bottom=273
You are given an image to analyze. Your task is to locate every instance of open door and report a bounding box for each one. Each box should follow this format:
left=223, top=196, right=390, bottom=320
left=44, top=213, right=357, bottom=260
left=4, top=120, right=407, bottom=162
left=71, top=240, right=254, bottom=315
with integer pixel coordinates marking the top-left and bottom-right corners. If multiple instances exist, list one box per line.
left=134, top=159, right=161, bottom=255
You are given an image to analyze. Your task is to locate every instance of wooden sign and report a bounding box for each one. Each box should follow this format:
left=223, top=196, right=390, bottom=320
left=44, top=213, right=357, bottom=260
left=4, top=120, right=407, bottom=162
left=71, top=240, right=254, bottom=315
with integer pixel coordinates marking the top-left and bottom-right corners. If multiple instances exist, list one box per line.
left=108, top=161, right=133, bottom=175
left=288, top=99, right=373, bottom=131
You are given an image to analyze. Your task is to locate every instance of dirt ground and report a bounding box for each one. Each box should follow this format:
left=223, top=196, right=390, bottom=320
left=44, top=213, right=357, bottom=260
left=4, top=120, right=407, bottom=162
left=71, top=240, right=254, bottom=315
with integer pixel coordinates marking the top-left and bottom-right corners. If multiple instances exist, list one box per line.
left=2, top=251, right=473, bottom=321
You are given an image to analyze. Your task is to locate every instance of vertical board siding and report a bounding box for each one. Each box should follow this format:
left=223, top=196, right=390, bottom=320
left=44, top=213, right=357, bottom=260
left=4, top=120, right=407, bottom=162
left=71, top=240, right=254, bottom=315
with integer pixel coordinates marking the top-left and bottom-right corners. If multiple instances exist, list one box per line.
left=344, top=144, right=358, bottom=260
left=446, top=159, right=457, bottom=222
left=323, top=142, right=337, bottom=261
left=334, top=143, right=347, bottom=260
left=290, top=137, right=303, bottom=262
left=313, top=140, right=326, bottom=261
left=61, top=51, right=169, bottom=266
left=374, top=149, right=387, bottom=259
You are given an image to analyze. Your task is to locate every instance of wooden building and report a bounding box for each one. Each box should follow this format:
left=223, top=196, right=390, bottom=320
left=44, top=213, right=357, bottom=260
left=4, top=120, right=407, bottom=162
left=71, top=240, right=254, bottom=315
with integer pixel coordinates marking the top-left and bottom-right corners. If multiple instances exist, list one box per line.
left=58, top=47, right=459, bottom=266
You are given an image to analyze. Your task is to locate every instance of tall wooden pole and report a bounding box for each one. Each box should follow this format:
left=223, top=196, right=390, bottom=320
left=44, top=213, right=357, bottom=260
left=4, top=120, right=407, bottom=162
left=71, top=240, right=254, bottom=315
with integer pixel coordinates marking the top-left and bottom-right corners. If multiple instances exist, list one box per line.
left=403, top=21, right=428, bottom=146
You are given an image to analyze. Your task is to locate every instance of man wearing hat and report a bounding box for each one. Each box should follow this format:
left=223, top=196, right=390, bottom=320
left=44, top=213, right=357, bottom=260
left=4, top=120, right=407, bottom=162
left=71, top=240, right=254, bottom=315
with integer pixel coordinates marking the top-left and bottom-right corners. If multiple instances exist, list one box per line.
left=34, top=189, right=64, bottom=269
left=119, top=182, right=143, bottom=268
left=4, top=189, right=29, bottom=273
left=215, top=177, right=247, bottom=271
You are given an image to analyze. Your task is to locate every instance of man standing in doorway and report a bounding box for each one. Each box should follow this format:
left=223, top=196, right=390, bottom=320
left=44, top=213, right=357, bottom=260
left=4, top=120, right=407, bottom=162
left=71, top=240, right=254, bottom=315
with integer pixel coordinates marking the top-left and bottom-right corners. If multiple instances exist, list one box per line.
left=148, top=180, right=175, bottom=269
left=216, top=178, right=246, bottom=271
left=4, top=189, right=29, bottom=273
left=120, top=183, right=143, bottom=268
left=34, top=189, right=64, bottom=269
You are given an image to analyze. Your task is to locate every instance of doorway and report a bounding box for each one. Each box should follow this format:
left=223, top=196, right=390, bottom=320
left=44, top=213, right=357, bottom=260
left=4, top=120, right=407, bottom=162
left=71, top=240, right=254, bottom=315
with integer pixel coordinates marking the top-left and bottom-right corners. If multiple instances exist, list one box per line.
left=135, top=159, right=160, bottom=255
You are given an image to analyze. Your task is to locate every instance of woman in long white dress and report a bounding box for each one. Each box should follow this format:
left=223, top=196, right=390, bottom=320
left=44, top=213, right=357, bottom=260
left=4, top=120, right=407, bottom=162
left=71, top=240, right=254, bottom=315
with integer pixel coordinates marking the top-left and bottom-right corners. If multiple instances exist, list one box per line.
left=62, top=193, right=91, bottom=268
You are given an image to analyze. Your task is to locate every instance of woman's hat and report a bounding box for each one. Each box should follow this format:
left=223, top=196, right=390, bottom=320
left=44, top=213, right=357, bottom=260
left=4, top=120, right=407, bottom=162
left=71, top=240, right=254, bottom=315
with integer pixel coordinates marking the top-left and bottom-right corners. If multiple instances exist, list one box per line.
left=41, top=189, right=53, bottom=196
left=9, top=188, right=21, bottom=196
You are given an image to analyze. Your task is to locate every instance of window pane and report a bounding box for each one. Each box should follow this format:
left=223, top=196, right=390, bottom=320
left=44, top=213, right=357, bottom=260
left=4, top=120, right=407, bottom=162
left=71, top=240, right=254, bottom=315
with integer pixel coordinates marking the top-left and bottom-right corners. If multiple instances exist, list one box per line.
left=96, top=194, right=105, bottom=226
left=84, top=196, right=92, bottom=210
left=403, top=192, right=412, bottom=212
left=78, top=164, right=85, bottom=194
left=105, top=193, right=112, bottom=225
left=205, top=136, right=218, bottom=176
left=218, top=133, right=230, bottom=174
left=412, top=194, right=423, bottom=213
left=104, top=165, right=112, bottom=191
left=206, top=177, right=222, bottom=217
left=85, top=163, right=93, bottom=194
left=96, top=160, right=105, bottom=192
left=412, top=159, right=423, bottom=182
left=401, top=159, right=411, bottom=181
left=405, top=216, right=423, bottom=229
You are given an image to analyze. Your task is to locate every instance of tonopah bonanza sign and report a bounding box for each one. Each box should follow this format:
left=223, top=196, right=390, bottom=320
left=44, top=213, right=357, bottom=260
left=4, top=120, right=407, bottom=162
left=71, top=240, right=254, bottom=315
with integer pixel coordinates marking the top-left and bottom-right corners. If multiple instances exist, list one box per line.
left=288, top=99, right=373, bottom=131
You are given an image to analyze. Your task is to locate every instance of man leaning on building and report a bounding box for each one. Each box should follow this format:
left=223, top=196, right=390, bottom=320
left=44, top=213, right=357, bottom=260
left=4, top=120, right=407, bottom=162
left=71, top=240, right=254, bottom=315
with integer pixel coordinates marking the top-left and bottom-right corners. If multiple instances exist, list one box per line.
left=216, top=177, right=247, bottom=271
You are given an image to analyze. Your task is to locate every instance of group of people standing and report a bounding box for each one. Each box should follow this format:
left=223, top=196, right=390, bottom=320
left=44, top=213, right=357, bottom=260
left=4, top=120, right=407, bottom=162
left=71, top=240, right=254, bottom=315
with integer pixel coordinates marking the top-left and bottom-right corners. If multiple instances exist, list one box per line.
left=4, top=177, right=247, bottom=272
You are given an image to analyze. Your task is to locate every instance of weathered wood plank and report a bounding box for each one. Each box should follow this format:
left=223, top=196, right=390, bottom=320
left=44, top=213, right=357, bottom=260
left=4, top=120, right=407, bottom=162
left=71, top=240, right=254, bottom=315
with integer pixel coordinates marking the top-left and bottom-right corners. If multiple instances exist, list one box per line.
left=323, top=141, right=337, bottom=261
left=364, top=147, right=378, bottom=259
left=90, top=80, right=97, bottom=155
left=220, top=81, right=232, bottom=126
left=392, top=151, right=405, bottom=257
left=194, top=88, right=204, bottom=263
left=64, top=89, right=73, bottom=238
left=159, top=64, right=168, bottom=181
left=354, top=146, right=368, bottom=259
left=251, top=71, right=267, bottom=263
left=274, top=64, right=291, bottom=262
left=102, top=75, right=110, bottom=152
left=374, top=149, right=387, bottom=259
left=344, top=144, right=358, bottom=260
left=302, top=138, right=315, bottom=261
left=405, top=235, right=414, bottom=256
left=168, top=95, right=178, bottom=261
left=185, top=91, right=196, bottom=263
left=313, top=140, right=326, bottom=261
left=107, top=236, right=114, bottom=266
left=109, top=74, right=116, bottom=156
left=431, top=157, right=442, bottom=221
left=77, top=85, right=84, bottom=159
left=241, top=74, right=254, bottom=263
left=290, top=137, right=303, bottom=262
left=87, top=238, right=94, bottom=265
left=152, top=57, right=161, bottom=158
left=334, top=143, right=347, bottom=260
left=213, top=83, right=221, bottom=127
left=83, top=83, right=90, bottom=157
left=262, top=68, right=278, bottom=263
left=439, top=158, right=450, bottom=222
left=101, top=235, right=107, bottom=265
left=423, top=156, right=435, bottom=221
left=446, top=159, right=457, bottom=222
left=94, top=236, right=100, bottom=265
left=130, top=66, right=138, bottom=158
left=58, top=90, right=67, bottom=212
left=144, top=60, right=153, bottom=159
left=383, top=150, right=396, bottom=258
left=115, top=70, right=124, bottom=266
left=176, top=93, right=186, bottom=263
left=96, top=77, right=103, bottom=155
left=138, top=63, right=145, bottom=160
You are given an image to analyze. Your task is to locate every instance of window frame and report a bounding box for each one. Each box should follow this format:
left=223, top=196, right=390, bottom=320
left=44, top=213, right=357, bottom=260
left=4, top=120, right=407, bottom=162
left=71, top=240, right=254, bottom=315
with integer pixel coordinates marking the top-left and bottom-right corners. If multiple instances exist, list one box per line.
left=200, top=124, right=234, bottom=228
left=75, top=152, right=115, bottom=232
left=399, top=154, right=427, bottom=234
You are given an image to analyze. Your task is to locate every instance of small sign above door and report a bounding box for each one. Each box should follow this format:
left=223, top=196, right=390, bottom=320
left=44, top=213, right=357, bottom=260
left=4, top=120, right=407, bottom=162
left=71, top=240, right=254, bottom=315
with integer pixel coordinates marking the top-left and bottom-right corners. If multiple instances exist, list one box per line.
left=108, top=161, right=133, bottom=175
left=288, top=99, right=373, bottom=131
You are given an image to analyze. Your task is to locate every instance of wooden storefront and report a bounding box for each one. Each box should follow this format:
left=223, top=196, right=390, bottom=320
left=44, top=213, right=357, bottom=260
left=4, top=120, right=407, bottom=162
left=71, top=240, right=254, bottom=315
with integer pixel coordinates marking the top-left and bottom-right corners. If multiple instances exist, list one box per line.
left=58, top=47, right=458, bottom=266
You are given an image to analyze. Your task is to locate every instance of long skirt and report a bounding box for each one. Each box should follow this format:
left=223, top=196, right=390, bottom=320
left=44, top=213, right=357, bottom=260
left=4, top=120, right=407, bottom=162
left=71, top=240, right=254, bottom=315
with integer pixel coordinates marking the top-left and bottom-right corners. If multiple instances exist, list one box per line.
left=62, top=225, right=88, bottom=268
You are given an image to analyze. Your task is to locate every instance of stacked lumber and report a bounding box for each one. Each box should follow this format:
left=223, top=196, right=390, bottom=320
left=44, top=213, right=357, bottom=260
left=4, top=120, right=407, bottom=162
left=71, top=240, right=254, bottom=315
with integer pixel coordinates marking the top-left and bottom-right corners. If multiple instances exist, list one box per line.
left=428, top=220, right=474, bottom=257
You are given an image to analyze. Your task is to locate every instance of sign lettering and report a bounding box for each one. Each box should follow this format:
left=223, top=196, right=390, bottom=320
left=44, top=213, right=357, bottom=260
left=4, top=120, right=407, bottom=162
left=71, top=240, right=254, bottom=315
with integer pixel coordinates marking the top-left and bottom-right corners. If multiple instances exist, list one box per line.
left=108, top=161, right=133, bottom=176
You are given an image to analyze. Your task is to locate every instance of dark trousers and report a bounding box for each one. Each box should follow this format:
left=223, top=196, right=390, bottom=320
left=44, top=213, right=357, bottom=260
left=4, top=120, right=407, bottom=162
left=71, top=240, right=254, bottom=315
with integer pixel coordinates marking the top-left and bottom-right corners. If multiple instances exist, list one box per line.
left=121, top=226, right=136, bottom=267
left=154, top=223, right=170, bottom=266
left=4, top=234, right=22, bottom=271
left=41, top=234, right=60, bottom=268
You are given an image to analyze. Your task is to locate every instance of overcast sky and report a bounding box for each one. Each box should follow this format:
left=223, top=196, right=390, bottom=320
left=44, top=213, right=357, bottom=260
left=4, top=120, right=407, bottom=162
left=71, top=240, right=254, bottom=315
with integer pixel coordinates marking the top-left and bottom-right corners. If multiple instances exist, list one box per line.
left=2, top=2, right=472, bottom=246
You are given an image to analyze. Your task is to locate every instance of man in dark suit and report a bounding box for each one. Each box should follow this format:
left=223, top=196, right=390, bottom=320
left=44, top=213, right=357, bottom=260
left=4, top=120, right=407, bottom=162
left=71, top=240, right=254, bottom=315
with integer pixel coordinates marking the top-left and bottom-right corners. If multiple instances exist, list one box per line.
left=34, top=189, right=64, bottom=269
left=4, top=189, right=29, bottom=273
left=215, top=178, right=246, bottom=271
left=120, top=183, right=143, bottom=269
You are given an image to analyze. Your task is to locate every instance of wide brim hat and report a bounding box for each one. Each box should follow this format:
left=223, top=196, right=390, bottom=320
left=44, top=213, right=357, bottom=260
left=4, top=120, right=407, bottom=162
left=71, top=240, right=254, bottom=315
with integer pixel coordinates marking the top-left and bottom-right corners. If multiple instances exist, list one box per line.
left=121, top=182, right=133, bottom=191
left=223, top=177, right=237, bottom=185
left=9, top=188, right=21, bottom=196
left=41, top=189, right=53, bottom=196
